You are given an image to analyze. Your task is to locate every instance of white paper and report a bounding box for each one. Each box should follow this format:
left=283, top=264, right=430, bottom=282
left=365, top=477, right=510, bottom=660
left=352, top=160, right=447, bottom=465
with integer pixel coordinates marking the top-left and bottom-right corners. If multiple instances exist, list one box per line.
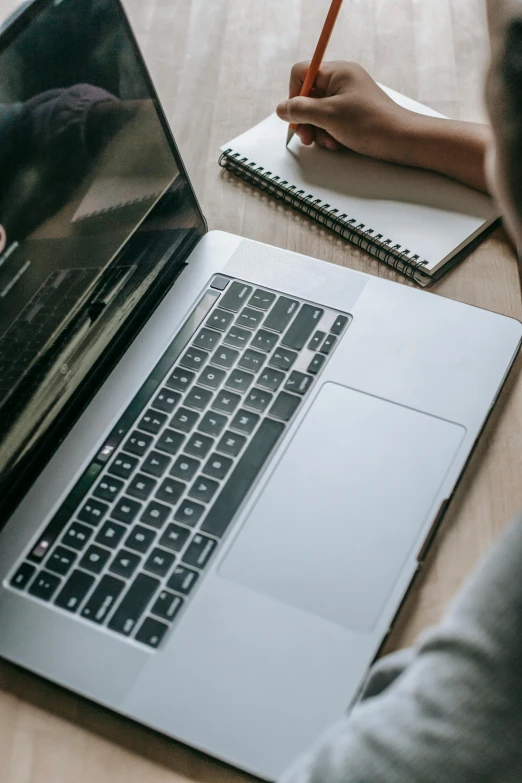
left=221, top=87, right=498, bottom=273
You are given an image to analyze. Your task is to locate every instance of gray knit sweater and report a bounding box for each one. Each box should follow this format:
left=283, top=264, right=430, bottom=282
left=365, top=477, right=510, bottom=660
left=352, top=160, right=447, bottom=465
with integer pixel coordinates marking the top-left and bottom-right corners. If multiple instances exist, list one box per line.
left=281, top=515, right=522, bottom=783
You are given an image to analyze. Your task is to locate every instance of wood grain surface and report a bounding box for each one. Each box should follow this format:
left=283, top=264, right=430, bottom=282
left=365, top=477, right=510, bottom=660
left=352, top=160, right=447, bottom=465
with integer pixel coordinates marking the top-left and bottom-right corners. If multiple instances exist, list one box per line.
left=1, top=1, right=521, bottom=781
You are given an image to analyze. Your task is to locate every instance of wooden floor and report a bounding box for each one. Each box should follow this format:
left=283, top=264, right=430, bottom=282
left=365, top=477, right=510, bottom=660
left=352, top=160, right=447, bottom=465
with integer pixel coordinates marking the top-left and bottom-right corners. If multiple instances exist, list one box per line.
left=1, top=0, right=522, bottom=781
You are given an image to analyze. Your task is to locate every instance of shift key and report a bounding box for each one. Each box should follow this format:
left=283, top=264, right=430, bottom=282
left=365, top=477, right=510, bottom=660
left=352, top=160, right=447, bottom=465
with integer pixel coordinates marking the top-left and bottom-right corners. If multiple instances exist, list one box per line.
left=108, top=573, right=160, bottom=636
left=263, top=297, right=300, bottom=333
left=281, top=304, right=324, bottom=351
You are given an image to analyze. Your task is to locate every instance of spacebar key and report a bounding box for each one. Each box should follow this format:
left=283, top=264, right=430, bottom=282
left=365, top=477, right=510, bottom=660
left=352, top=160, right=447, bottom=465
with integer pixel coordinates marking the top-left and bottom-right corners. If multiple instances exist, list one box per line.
left=201, top=418, right=285, bottom=538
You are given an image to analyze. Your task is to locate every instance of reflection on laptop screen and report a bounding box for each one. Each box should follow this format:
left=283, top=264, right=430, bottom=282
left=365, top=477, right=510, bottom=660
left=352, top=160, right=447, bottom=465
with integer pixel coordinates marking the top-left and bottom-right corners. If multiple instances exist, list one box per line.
left=0, top=0, right=205, bottom=499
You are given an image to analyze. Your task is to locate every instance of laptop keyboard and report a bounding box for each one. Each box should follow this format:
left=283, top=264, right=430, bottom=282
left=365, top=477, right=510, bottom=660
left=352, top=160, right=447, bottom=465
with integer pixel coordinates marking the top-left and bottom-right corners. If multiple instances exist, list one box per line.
left=9, top=276, right=351, bottom=649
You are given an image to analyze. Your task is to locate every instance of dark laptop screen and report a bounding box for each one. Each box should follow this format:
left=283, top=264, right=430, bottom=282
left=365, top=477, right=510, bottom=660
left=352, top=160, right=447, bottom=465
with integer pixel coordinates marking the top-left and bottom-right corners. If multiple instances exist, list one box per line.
left=0, top=0, right=205, bottom=505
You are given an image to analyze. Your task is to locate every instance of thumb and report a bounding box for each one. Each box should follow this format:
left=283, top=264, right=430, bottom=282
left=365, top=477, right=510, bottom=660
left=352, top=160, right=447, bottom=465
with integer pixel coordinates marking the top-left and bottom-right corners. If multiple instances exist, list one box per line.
left=276, top=96, right=332, bottom=128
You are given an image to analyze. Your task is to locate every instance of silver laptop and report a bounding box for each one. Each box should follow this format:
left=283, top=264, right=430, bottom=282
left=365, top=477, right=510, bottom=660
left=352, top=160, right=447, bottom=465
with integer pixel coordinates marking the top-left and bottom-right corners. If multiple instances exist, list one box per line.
left=0, top=0, right=520, bottom=778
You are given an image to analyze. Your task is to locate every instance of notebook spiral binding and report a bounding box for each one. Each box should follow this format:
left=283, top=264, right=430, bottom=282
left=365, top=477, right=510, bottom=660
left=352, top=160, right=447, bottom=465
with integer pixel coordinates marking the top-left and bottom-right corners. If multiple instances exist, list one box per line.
left=219, top=149, right=430, bottom=283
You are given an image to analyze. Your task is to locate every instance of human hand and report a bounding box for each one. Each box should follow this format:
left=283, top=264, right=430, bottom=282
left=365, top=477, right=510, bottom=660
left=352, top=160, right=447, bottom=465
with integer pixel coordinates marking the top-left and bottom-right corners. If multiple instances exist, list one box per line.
left=276, top=61, right=416, bottom=161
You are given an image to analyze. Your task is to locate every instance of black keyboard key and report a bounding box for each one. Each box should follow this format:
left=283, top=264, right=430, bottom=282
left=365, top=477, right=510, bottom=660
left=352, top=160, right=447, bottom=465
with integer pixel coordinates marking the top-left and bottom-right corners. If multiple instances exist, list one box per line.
left=135, top=616, right=169, bottom=648
left=189, top=476, right=219, bottom=503
left=249, top=288, right=276, bottom=310
left=82, top=574, right=126, bottom=624
left=108, top=453, right=139, bottom=480
left=212, top=389, right=241, bottom=415
left=224, top=325, right=252, bottom=349
left=219, top=281, right=252, bottom=312
left=152, top=388, right=182, bottom=414
left=55, top=569, right=95, bottom=612
left=263, top=296, right=299, bottom=332
left=269, top=347, right=298, bottom=371
left=182, top=534, right=217, bottom=569
left=308, top=330, right=326, bottom=351
left=231, top=408, right=260, bottom=434
left=244, top=388, right=273, bottom=412
left=206, top=308, right=234, bottom=331
left=171, top=407, right=199, bottom=433
left=166, top=367, right=195, bottom=392
left=140, top=500, right=171, bottom=529
left=238, top=348, right=266, bottom=373
left=167, top=565, right=199, bottom=595
left=155, top=477, right=185, bottom=505
left=127, top=473, right=157, bottom=501
left=138, top=409, right=168, bottom=435
left=78, top=498, right=109, bottom=526
left=199, top=365, right=226, bottom=390
left=156, top=428, right=185, bottom=455
left=93, top=476, right=124, bottom=503
left=180, top=346, right=208, bottom=371
left=151, top=590, right=184, bottom=620
left=211, top=345, right=239, bottom=369
left=210, top=275, right=229, bottom=290
left=236, top=307, right=264, bottom=330
left=198, top=410, right=227, bottom=437
left=159, top=523, right=191, bottom=551
left=110, top=549, right=141, bottom=579
left=46, top=546, right=77, bottom=576
left=63, top=522, right=93, bottom=551
left=203, top=453, right=233, bottom=480
left=216, top=430, right=247, bottom=457
left=144, top=547, right=176, bottom=577
left=79, top=545, right=111, bottom=574
left=185, top=433, right=214, bottom=459
left=308, top=353, right=326, bottom=375
left=170, top=455, right=200, bottom=481
left=282, top=304, right=324, bottom=351
left=141, top=451, right=171, bottom=478
left=185, top=385, right=213, bottom=411
left=330, top=314, right=349, bottom=335
left=258, top=367, right=285, bottom=391
left=108, top=573, right=160, bottom=636
left=124, top=430, right=153, bottom=457
left=202, top=418, right=284, bottom=538
left=269, top=391, right=301, bottom=421
left=174, top=501, right=205, bottom=526
left=320, top=334, right=338, bottom=354
left=125, top=524, right=157, bottom=554
left=28, top=570, right=61, bottom=601
left=251, top=329, right=278, bottom=353
left=194, top=327, right=221, bottom=351
left=225, top=369, right=254, bottom=394
left=10, top=562, right=36, bottom=590
left=95, top=520, right=127, bottom=549
left=284, top=371, right=314, bottom=395
left=112, top=497, right=141, bottom=524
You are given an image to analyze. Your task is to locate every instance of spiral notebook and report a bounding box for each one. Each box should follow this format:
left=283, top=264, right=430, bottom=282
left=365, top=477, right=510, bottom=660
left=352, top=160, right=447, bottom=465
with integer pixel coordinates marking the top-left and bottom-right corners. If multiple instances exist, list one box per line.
left=219, top=87, right=499, bottom=285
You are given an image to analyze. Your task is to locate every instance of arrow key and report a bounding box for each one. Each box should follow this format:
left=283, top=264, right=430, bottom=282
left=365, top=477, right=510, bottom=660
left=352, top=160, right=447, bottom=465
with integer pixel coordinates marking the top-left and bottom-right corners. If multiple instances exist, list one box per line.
left=135, top=616, right=170, bottom=648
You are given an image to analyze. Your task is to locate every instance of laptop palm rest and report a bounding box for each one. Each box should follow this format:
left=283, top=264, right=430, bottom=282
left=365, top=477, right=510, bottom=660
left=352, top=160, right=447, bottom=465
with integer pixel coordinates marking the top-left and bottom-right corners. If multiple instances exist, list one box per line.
left=219, top=382, right=465, bottom=633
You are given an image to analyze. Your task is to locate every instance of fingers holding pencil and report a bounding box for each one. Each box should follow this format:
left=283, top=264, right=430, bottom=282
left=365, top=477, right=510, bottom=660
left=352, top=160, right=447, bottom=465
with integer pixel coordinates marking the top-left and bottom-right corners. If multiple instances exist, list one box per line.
left=284, top=0, right=344, bottom=146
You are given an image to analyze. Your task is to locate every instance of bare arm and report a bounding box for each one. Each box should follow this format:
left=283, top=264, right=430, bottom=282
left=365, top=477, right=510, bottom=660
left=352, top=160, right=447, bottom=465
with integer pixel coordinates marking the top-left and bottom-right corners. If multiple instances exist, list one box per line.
left=276, top=62, right=491, bottom=193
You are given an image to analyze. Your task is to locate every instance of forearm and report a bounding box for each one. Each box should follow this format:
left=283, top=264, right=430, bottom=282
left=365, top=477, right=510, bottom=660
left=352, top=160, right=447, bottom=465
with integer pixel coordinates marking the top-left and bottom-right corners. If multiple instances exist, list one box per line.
left=388, top=112, right=492, bottom=193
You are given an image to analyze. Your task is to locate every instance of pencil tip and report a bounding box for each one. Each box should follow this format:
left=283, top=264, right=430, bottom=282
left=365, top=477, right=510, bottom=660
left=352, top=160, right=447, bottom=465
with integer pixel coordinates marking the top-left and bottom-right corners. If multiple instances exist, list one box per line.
left=286, top=127, right=295, bottom=147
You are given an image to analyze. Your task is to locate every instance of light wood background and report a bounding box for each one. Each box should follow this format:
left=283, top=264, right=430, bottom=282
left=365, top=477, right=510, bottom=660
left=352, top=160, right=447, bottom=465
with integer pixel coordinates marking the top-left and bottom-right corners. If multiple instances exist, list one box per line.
left=1, top=1, right=522, bottom=781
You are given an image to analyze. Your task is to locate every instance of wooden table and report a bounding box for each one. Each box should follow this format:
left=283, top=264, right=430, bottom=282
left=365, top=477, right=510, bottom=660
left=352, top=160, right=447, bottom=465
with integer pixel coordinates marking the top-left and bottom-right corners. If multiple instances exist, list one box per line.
left=1, top=1, right=522, bottom=781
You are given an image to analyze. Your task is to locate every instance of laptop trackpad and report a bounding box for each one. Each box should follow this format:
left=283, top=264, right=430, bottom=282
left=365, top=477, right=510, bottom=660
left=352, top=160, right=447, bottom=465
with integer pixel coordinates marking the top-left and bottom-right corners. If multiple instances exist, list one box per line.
left=219, top=383, right=465, bottom=633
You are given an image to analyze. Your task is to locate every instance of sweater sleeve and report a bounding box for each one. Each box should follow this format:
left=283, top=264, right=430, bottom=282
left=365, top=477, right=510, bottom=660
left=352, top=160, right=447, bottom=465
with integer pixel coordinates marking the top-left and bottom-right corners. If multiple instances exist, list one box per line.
left=281, top=515, right=522, bottom=783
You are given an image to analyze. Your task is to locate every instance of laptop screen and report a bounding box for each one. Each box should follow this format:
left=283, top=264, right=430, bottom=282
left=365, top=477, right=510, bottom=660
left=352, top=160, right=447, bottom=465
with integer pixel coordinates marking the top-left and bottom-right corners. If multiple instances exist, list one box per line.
left=0, top=0, right=206, bottom=507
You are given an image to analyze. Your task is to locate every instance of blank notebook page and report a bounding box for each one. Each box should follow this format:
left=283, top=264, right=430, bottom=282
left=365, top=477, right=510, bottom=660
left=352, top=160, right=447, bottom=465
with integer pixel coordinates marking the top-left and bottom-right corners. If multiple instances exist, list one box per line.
left=221, top=87, right=498, bottom=273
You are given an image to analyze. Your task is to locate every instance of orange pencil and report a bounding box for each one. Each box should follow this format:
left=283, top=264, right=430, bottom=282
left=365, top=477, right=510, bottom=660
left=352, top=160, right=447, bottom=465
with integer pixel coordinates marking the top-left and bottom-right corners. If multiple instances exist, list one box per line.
left=286, top=0, right=344, bottom=147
